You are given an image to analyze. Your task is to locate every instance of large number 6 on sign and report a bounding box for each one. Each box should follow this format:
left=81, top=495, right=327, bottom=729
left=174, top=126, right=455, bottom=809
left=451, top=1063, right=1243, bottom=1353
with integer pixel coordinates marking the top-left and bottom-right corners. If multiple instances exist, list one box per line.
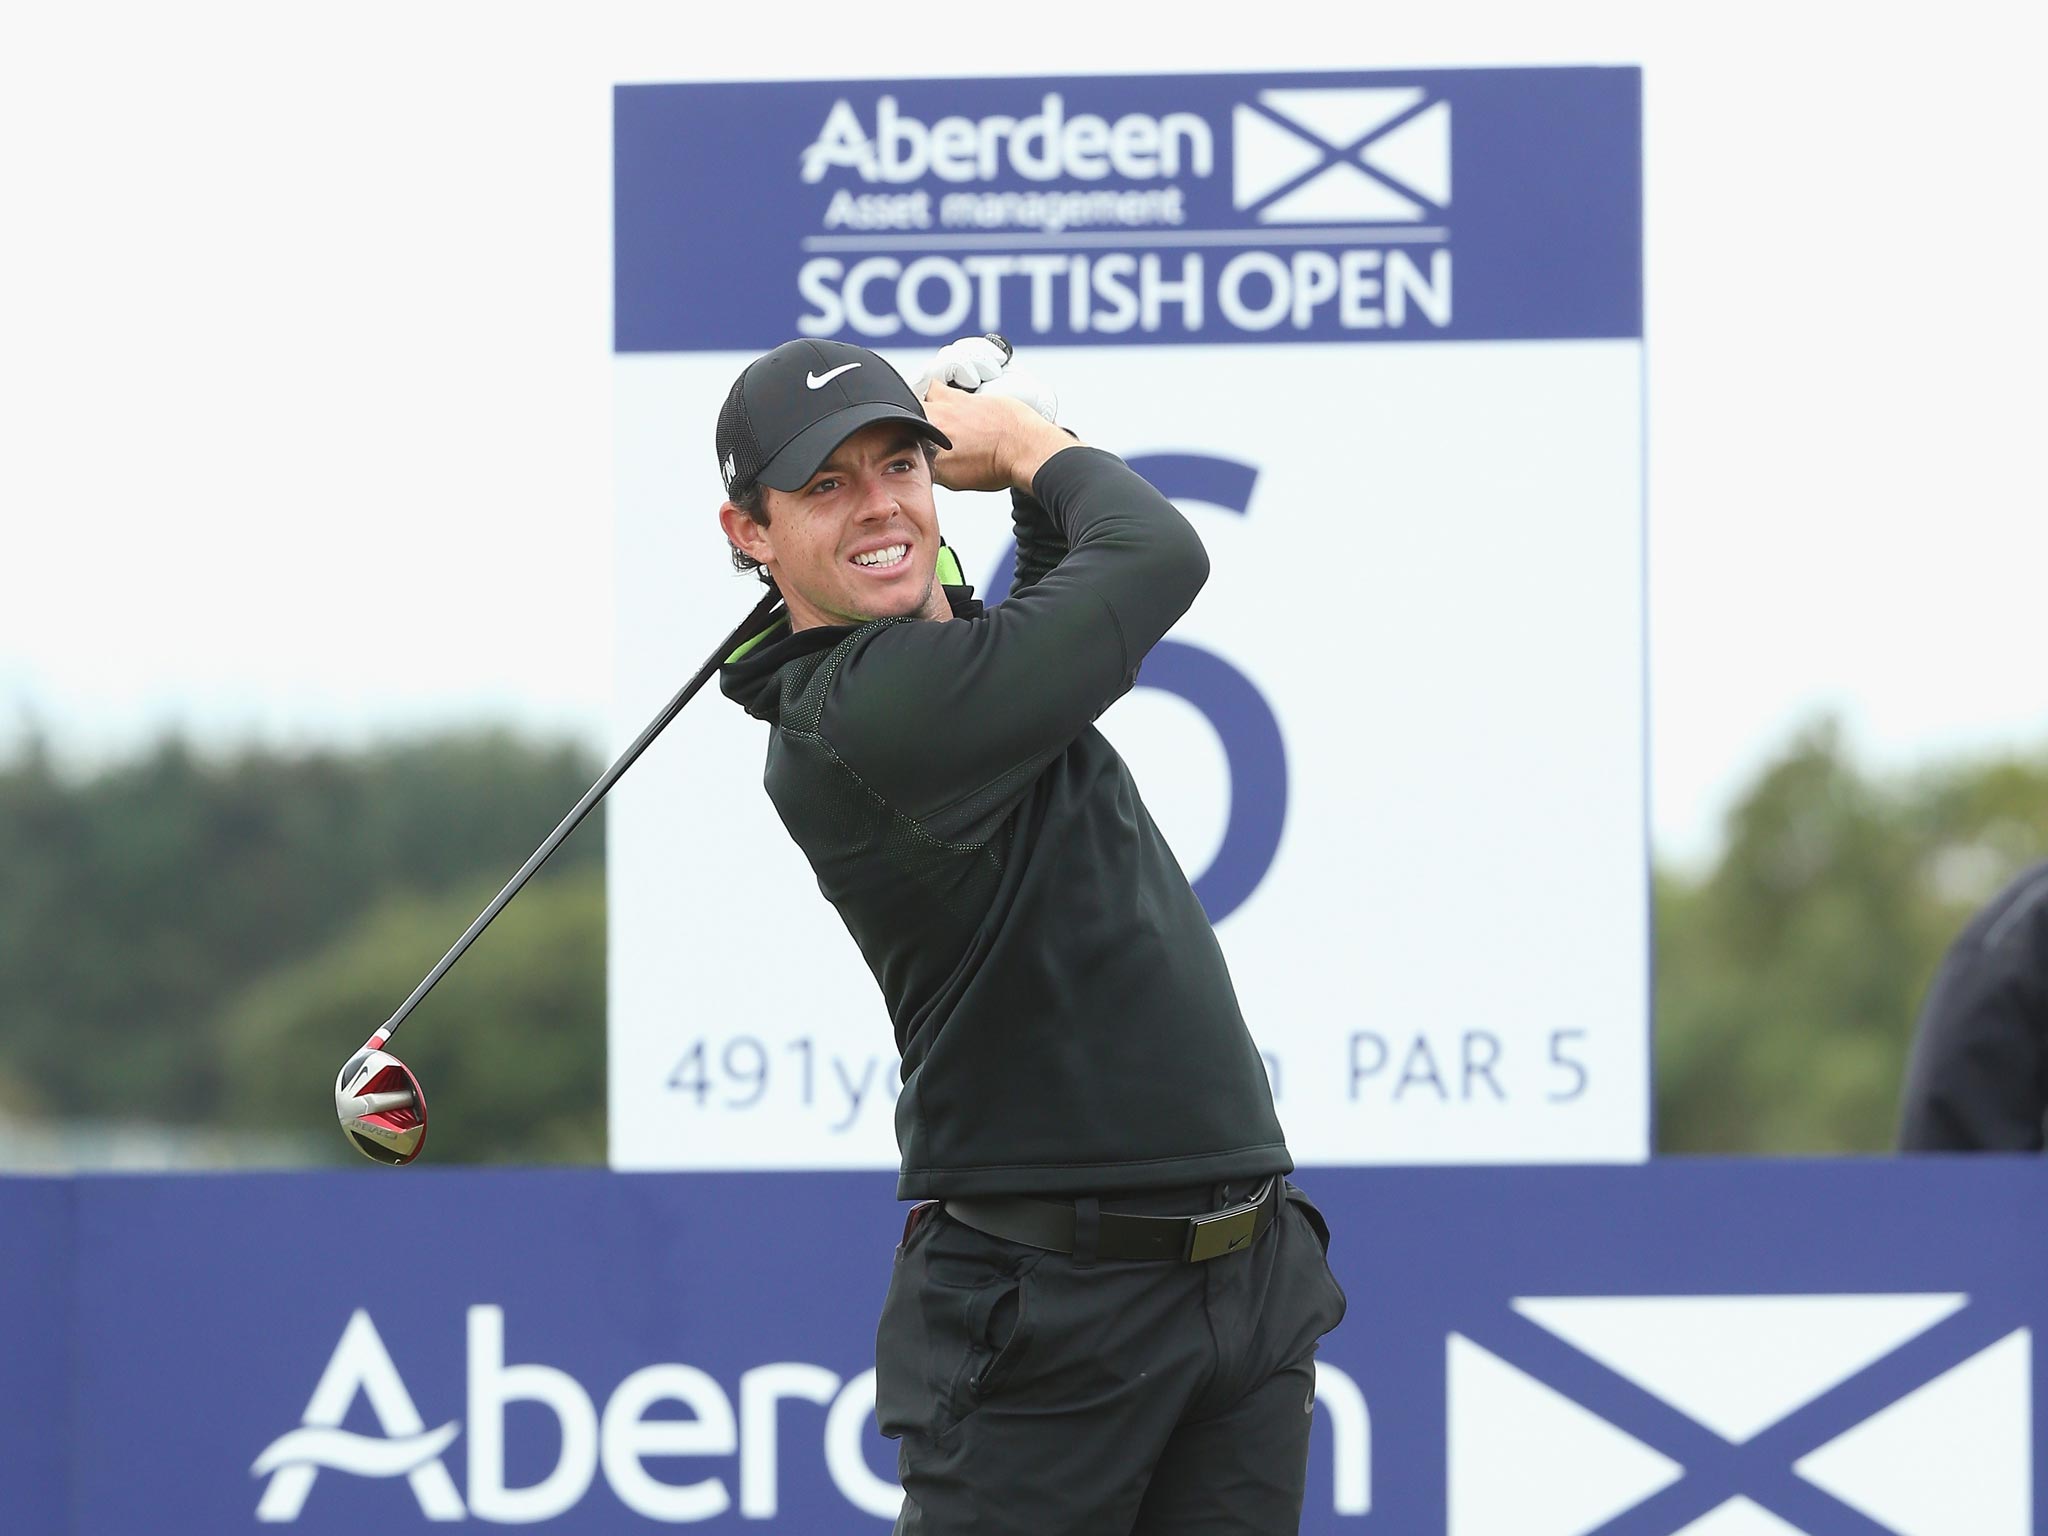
left=983, top=453, right=1288, bottom=925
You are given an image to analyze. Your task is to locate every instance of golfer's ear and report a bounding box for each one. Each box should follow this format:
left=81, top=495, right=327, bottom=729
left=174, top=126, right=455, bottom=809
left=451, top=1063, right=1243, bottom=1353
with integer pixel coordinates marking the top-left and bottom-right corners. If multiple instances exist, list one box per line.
left=719, top=501, right=774, bottom=566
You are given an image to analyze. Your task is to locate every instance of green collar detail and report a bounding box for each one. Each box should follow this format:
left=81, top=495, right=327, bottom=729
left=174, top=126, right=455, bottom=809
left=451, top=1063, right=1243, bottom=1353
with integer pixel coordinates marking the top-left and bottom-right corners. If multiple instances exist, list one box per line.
left=725, top=613, right=789, bottom=664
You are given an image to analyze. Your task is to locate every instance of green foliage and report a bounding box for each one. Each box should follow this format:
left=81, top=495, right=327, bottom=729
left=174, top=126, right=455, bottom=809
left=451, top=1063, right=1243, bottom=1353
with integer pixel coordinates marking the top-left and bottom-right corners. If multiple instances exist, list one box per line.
left=1656, top=719, right=2048, bottom=1153
left=8, top=715, right=2044, bottom=1165
left=0, top=731, right=602, bottom=1126
left=221, top=870, right=605, bottom=1164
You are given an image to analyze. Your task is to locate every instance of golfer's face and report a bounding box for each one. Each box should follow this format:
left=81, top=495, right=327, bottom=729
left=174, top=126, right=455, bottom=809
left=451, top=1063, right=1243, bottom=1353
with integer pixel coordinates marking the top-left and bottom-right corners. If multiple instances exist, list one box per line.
left=758, top=423, right=947, bottom=631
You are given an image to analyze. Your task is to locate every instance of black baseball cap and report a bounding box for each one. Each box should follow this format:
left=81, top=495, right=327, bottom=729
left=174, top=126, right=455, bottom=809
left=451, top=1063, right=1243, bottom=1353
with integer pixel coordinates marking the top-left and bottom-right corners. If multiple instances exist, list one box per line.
left=715, top=339, right=951, bottom=501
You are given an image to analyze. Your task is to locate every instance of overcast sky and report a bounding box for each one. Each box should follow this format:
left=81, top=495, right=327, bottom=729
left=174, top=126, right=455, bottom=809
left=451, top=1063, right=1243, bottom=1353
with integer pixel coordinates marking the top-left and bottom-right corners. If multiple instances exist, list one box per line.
left=2, top=2, right=2041, bottom=869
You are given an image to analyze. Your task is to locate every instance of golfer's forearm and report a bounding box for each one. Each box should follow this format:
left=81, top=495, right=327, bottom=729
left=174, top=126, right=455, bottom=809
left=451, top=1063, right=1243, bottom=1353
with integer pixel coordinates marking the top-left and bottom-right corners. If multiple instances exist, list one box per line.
left=1004, top=418, right=1080, bottom=494
left=1027, top=447, right=1210, bottom=665
left=1008, top=487, right=1065, bottom=593
left=1007, top=425, right=1087, bottom=593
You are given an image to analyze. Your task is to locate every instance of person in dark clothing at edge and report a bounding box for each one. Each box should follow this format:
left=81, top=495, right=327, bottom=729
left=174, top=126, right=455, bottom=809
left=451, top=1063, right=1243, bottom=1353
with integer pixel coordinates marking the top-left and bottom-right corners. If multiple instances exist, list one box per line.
left=712, top=334, right=1346, bottom=1535
left=1898, top=858, right=2048, bottom=1150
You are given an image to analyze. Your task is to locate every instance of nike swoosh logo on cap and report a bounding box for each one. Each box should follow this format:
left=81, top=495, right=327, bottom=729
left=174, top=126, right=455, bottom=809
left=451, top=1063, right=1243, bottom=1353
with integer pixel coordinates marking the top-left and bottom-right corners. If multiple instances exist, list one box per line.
left=806, top=363, right=862, bottom=389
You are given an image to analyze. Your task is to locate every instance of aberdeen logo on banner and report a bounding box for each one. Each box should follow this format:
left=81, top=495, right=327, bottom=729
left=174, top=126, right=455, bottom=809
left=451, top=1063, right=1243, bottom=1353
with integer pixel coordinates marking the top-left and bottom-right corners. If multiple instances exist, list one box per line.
left=1448, top=1294, right=2033, bottom=1536
left=250, top=1307, right=903, bottom=1523
left=249, top=1305, right=1372, bottom=1525
left=251, top=1311, right=463, bottom=1520
left=613, top=68, right=1640, bottom=352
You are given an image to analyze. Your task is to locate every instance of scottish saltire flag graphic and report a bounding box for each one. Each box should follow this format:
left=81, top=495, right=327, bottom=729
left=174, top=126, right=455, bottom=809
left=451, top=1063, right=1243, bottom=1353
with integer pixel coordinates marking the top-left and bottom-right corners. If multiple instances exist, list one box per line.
left=1232, top=89, right=1451, bottom=223
left=1450, top=1294, right=2031, bottom=1535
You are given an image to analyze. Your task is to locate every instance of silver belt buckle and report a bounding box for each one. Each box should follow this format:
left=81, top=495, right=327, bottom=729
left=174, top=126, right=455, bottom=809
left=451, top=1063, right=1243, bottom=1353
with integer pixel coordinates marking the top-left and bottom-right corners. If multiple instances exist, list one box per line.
left=1184, top=1177, right=1273, bottom=1262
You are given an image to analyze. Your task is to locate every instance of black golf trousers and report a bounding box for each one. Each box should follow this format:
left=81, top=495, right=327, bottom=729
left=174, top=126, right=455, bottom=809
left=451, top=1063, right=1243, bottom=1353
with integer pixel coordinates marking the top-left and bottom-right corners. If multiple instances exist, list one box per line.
left=874, top=1179, right=1349, bottom=1535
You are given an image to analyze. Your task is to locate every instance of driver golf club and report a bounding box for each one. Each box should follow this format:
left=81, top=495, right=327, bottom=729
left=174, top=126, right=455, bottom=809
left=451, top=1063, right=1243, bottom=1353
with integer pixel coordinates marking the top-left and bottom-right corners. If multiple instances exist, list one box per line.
left=335, top=584, right=786, bottom=1163
left=333, top=334, right=1019, bottom=1163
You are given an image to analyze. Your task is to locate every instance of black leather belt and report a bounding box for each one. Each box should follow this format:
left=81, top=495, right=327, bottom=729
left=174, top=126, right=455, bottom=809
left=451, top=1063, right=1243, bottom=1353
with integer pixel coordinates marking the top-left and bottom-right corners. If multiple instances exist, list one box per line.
left=943, top=1177, right=1279, bottom=1263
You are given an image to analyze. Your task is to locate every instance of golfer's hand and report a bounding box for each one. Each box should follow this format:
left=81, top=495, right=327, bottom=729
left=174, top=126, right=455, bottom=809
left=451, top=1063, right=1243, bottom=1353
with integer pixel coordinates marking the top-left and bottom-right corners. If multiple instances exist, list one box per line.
left=915, top=334, right=1061, bottom=424
left=921, top=380, right=1077, bottom=495
left=913, top=335, right=1008, bottom=396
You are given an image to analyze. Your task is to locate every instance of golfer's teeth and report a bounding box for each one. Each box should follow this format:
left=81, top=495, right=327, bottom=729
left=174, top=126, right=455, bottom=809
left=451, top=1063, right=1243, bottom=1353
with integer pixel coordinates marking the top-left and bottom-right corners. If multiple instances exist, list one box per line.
left=854, top=545, right=907, bottom=568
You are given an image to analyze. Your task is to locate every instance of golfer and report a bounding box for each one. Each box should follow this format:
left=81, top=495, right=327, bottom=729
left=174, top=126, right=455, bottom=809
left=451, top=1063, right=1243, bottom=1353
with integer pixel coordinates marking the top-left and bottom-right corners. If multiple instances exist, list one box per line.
left=714, top=335, right=1345, bottom=1535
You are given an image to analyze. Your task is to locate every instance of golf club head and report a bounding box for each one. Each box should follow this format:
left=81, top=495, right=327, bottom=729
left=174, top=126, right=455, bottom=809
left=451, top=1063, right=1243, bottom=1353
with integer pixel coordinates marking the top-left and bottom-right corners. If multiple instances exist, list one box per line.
left=335, top=1044, right=428, bottom=1165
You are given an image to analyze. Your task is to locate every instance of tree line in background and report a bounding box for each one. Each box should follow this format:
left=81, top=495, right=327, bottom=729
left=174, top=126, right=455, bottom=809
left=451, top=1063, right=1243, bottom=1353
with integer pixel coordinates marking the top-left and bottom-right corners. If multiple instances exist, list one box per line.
left=1, top=721, right=2042, bottom=1164
left=0, top=732, right=606, bottom=1163
left=1656, top=719, right=2048, bottom=1152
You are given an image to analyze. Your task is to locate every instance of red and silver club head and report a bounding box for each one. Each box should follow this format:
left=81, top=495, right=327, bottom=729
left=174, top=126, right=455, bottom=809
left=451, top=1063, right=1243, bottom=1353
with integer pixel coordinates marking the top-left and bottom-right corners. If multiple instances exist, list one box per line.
left=335, top=1035, right=429, bottom=1165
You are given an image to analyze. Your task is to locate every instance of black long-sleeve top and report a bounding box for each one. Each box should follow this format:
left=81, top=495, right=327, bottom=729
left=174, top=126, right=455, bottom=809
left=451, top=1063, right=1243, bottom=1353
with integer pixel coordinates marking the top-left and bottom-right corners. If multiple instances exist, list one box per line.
left=719, top=446, right=1290, bottom=1197
left=1898, top=859, right=2048, bottom=1150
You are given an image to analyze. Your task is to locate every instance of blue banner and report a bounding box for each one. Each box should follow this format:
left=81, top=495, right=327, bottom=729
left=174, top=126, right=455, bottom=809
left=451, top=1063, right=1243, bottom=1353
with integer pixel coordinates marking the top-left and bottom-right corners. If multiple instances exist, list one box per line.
left=614, top=68, right=1641, bottom=351
left=5, top=1161, right=2042, bottom=1531
left=0, top=1177, right=68, bottom=1534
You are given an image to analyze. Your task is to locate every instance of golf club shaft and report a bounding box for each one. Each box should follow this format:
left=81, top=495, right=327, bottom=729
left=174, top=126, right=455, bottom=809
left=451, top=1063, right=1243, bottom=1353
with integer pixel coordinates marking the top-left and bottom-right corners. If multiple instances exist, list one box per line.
left=375, top=587, right=785, bottom=1045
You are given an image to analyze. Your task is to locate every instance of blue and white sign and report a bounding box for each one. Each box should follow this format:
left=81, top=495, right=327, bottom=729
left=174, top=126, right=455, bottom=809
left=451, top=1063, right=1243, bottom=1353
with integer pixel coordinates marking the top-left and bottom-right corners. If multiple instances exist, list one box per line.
left=614, top=70, right=1640, bottom=349
left=608, top=68, right=1648, bottom=1169
left=3, top=1161, right=2039, bottom=1532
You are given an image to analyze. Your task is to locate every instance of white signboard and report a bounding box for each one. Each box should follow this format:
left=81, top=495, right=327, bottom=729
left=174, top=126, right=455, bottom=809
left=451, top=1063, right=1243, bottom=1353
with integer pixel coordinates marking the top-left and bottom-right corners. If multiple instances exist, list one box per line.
left=610, top=68, right=1647, bottom=1167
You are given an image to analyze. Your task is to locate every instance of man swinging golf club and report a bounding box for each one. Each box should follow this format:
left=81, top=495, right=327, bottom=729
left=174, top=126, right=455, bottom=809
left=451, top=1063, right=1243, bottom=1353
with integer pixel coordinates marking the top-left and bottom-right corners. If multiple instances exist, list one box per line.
left=713, top=335, right=1346, bottom=1535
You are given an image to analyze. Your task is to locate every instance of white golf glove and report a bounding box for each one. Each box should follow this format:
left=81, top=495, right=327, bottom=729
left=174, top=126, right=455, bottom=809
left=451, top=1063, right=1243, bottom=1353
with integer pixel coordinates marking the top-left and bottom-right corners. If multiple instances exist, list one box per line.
left=913, top=335, right=1060, bottom=424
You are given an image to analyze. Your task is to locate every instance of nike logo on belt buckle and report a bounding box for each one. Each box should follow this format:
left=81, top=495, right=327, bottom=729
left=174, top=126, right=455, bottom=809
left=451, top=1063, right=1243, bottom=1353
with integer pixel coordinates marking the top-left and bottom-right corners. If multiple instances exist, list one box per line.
left=1184, top=1178, right=1274, bottom=1262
